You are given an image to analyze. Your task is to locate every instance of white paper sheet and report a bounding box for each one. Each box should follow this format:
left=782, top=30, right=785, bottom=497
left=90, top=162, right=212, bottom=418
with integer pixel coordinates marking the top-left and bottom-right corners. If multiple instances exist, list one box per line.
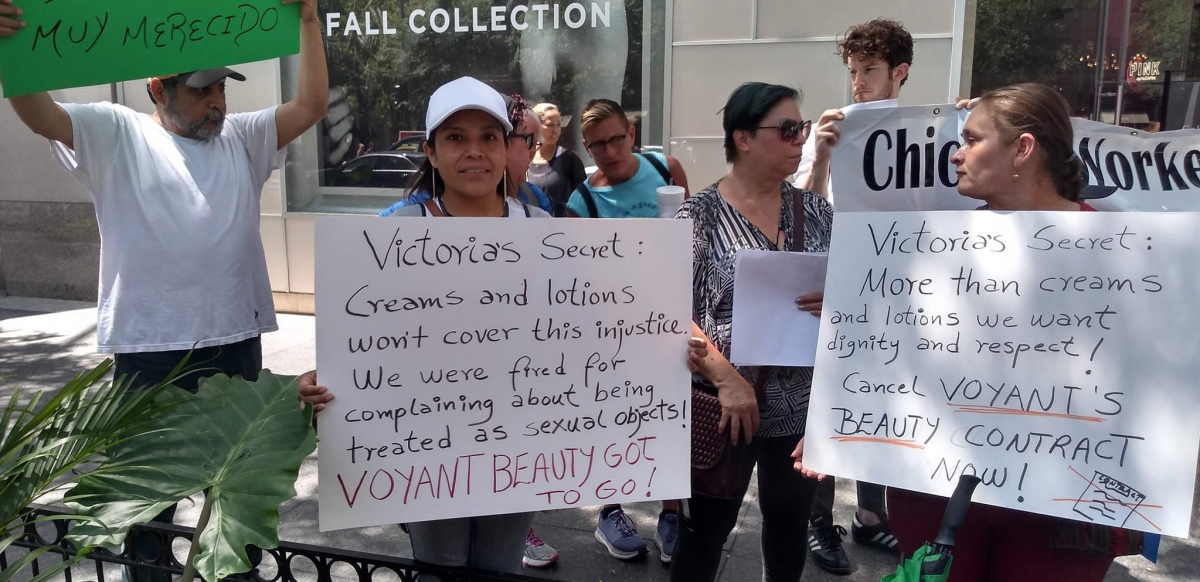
left=730, top=250, right=829, bottom=367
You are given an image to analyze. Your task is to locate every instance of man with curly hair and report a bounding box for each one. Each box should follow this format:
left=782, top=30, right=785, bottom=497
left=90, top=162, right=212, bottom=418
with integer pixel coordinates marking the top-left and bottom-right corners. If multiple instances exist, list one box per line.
left=794, top=18, right=913, bottom=203
left=796, top=18, right=912, bottom=577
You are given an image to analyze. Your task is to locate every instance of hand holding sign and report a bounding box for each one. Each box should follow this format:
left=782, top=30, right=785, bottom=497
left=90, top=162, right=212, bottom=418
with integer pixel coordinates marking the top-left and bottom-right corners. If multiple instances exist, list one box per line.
left=790, top=437, right=826, bottom=480
left=812, top=108, right=845, bottom=158
left=281, top=0, right=317, bottom=23
left=686, top=336, right=709, bottom=374
left=0, top=0, right=23, bottom=37
left=298, top=370, right=334, bottom=417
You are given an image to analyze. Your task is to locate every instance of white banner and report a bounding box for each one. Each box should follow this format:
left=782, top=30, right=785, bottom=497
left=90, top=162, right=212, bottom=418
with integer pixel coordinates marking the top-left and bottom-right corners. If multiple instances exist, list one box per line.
left=807, top=211, right=1200, bottom=537
left=831, top=105, right=1200, bottom=212
left=314, top=216, right=693, bottom=531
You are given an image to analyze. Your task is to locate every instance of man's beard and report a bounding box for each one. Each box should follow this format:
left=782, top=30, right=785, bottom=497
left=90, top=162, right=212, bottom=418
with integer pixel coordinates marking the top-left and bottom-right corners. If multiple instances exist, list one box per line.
left=163, top=99, right=225, bottom=140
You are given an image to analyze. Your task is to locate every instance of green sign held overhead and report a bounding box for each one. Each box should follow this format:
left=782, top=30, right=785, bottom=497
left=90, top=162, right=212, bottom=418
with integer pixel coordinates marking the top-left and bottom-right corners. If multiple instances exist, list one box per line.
left=0, top=0, right=300, bottom=97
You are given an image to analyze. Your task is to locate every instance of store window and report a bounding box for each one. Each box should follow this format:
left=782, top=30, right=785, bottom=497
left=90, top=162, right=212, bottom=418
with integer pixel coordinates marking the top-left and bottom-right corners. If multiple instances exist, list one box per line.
left=971, top=0, right=1200, bottom=131
left=281, top=0, right=667, bottom=214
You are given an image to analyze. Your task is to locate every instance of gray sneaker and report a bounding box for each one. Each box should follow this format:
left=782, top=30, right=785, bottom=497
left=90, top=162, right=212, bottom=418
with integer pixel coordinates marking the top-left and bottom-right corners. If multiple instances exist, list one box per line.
left=654, top=512, right=678, bottom=563
left=594, top=508, right=648, bottom=559
left=522, top=528, right=559, bottom=568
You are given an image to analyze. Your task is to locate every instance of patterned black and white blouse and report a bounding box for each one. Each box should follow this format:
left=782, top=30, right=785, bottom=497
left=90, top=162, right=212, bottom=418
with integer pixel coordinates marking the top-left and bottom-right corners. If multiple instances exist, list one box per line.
left=677, top=181, right=834, bottom=438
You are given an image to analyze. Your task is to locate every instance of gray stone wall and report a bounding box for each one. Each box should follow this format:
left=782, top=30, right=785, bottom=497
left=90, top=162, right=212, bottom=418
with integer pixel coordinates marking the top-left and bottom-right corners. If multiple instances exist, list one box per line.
left=0, top=201, right=99, bottom=301
left=0, top=243, right=6, bottom=296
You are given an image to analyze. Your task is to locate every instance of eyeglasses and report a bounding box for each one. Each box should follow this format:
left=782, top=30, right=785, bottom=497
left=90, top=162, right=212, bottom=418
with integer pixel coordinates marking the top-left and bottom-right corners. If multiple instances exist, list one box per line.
left=585, top=133, right=628, bottom=154
left=756, top=119, right=812, bottom=141
left=511, top=133, right=537, bottom=149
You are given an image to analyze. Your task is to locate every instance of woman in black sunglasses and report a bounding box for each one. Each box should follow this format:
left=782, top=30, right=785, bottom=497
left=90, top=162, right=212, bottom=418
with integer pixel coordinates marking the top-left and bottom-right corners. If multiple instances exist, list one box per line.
left=670, top=82, right=831, bottom=582
left=504, top=94, right=554, bottom=214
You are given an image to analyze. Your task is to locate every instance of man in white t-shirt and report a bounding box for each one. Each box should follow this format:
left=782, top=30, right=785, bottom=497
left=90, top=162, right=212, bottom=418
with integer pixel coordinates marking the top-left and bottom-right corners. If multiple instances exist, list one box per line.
left=1, top=0, right=327, bottom=388
left=1, top=1, right=327, bottom=578
left=793, top=19, right=912, bottom=207
left=793, top=18, right=913, bottom=577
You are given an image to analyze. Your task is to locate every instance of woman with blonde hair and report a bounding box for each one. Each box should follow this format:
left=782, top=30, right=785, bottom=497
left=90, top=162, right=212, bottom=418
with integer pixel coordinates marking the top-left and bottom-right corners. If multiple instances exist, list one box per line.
left=528, top=102, right=587, bottom=216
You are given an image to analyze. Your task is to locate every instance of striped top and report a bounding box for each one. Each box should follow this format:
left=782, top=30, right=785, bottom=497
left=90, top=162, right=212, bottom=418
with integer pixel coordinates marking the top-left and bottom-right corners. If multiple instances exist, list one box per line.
left=677, top=181, right=834, bottom=437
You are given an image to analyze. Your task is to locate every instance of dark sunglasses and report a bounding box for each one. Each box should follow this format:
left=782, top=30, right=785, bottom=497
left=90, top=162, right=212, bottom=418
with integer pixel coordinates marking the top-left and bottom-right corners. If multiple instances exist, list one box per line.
left=756, top=119, right=812, bottom=141
left=511, top=132, right=537, bottom=149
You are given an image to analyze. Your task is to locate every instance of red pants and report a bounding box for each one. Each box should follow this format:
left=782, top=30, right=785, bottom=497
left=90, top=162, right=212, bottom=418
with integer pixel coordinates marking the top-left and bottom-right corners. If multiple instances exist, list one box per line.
left=887, top=488, right=1117, bottom=582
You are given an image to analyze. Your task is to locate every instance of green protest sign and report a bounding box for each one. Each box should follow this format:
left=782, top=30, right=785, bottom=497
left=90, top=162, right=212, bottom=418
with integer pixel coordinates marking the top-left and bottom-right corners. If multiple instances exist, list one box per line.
left=0, top=0, right=300, bottom=97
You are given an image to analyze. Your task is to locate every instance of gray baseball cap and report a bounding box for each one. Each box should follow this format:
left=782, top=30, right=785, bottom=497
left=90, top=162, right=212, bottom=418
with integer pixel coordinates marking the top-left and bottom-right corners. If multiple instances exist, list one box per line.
left=151, top=67, right=246, bottom=88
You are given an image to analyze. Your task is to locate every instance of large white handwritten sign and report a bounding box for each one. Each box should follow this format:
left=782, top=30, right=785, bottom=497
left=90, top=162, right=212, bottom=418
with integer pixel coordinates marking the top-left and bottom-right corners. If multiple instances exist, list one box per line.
left=831, top=105, right=1200, bottom=212
left=314, top=216, right=693, bottom=531
left=806, top=211, right=1200, bottom=537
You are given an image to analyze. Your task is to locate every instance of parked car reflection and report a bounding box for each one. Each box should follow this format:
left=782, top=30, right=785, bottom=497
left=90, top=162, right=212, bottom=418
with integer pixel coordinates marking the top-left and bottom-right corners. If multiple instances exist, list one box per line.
left=323, top=152, right=420, bottom=189
left=389, top=135, right=428, bottom=164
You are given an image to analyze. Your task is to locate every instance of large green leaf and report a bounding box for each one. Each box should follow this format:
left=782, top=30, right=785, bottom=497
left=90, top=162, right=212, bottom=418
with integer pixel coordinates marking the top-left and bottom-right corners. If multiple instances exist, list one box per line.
left=64, top=371, right=315, bottom=582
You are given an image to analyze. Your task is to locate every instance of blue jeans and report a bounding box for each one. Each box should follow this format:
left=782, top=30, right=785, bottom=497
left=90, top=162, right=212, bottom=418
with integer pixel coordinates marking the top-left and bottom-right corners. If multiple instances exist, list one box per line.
left=406, top=512, right=536, bottom=581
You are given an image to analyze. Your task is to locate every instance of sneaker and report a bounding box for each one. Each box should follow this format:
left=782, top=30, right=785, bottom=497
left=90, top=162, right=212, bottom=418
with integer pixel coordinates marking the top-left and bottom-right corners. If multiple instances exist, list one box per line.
left=808, top=518, right=851, bottom=575
left=594, top=508, right=648, bottom=560
left=654, top=512, right=678, bottom=564
left=851, top=514, right=898, bottom=552
left=523, top=528, right=559, bottom=568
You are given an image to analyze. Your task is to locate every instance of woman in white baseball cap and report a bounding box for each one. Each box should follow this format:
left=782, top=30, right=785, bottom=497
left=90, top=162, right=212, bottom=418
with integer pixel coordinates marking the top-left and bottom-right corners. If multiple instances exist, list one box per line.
left=380, top=76, right=550, bottom=218
left=299, top=76, right=545, bottom=580
left=390, top=78, right=546, bottom=577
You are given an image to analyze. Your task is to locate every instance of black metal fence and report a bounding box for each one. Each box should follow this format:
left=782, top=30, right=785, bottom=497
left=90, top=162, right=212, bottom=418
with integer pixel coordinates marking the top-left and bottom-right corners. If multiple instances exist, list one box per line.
left=3, top=509, right=555, bottom=582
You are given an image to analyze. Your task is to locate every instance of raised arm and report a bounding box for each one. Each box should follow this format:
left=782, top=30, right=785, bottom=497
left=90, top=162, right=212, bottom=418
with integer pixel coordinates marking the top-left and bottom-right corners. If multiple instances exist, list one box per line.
left=799, top=108, right=844, bottom=200
left=0, top=0, right=74, bottom=148
left=9, top=92, right=73, bottom=149
left=275, top=0, right=328, bottom=147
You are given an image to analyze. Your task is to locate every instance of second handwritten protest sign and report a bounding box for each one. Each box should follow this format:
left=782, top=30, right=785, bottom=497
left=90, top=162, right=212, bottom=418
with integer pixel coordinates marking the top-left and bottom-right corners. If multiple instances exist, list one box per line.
left=0, top=0, right=299, bottom=97
left=806, top=211, right=1200, bottom=537
left=314, top=216, right=693, bottom=531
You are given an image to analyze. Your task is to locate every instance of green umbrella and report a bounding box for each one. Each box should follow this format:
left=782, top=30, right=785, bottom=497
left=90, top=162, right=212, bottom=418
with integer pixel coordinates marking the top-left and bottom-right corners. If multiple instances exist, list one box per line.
left=882, top=475, right=981, bottom=582
left=882, top=543, right=952, bottom=582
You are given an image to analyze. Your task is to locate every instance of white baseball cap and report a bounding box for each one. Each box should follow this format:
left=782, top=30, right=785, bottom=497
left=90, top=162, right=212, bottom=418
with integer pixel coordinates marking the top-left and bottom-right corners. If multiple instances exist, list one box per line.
left=425, top=77, right=512, bottom=138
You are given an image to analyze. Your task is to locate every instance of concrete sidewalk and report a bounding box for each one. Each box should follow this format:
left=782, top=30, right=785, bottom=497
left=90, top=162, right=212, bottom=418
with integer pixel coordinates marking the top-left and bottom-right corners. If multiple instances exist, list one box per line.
left=2, top=296, right=1195, bottom=582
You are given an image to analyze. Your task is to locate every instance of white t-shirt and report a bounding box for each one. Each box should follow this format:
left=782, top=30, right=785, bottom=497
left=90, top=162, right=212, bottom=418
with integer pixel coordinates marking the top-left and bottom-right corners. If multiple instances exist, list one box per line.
left=50, top=102, right=283, bottom=354
left=791, top=98, right=900, bottom=203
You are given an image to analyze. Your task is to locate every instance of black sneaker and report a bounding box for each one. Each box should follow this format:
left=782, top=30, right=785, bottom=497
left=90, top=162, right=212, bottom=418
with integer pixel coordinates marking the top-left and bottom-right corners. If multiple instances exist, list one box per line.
left=807, top=518, right=851, bottom=575
left=850, top=514, right=898, bottom=552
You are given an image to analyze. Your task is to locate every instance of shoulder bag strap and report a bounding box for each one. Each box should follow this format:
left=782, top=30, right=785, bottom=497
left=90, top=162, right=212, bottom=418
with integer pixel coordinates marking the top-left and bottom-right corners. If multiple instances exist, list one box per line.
left=640, top=153, right=673, bottom=185
left=787, top=184, right=805, bottom=252
left=577, top=183, right=599, bottom=218
left=422, top=199, right=445, bottom=217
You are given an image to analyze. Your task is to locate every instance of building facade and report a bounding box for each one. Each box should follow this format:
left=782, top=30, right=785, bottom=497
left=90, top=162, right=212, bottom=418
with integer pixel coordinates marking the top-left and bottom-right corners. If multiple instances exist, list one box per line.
left=1, top=0, right=1196, bottom=310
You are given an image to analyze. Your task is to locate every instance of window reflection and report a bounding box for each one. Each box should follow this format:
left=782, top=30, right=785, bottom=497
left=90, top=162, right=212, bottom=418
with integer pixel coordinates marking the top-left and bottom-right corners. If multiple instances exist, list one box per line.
left=280, top=0, right=666, bottom=215
left=972, top=0, right=1200, bottom=131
